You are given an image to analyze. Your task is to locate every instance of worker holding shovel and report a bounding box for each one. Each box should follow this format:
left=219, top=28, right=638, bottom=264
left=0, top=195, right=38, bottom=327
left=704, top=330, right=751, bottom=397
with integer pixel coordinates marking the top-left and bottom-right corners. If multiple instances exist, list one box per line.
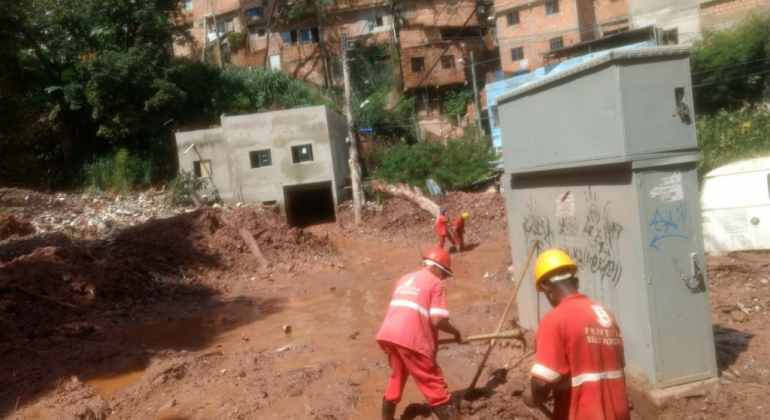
left=376, top=248, right=466, bottom=420
left=522, top=249, right=630, bottom=420
left=435, top=208, right=456, bottom=250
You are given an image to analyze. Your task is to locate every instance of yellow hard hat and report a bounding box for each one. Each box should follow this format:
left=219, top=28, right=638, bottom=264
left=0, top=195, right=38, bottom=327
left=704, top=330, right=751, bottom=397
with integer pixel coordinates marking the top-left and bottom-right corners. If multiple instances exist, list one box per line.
left=534, top=249, right=577, bottom=292
left=461, top=212, right=469, bottom=220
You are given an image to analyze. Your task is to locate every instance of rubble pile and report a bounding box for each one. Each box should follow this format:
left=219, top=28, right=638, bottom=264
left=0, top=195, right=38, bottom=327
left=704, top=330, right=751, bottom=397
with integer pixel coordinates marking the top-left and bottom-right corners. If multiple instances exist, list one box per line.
left=337, top=191, right=508, bottom=243
left=0, top=187, right=184, bottom=241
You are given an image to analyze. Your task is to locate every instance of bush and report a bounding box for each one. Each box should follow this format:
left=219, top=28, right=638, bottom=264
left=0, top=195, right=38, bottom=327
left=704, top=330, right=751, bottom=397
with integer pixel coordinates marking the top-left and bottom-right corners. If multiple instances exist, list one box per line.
left=168, top=170, right=212, bottom=205
left=83, top=148, right=154, bottom=194
left=443, top=89, right=473, bottom=121
left=371, top=140, right=495, bottom=191
left=697, top=104, right=770, bottom=177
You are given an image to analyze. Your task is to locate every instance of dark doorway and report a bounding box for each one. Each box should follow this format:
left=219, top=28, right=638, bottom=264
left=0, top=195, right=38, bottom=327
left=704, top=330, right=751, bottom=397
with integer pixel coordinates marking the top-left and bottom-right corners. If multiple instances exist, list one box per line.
left=283, top=181, right=336, bottom=227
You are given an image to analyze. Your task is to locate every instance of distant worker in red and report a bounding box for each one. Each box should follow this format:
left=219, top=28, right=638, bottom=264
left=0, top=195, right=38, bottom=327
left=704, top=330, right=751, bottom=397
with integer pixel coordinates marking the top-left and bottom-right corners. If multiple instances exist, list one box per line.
left=453, top=212, right=469, bottom=252
left=376, top=248, right=466, bottom=420
left=523, top=249, right=630, bottom=420
left=435, top=207, right=455, bottom=250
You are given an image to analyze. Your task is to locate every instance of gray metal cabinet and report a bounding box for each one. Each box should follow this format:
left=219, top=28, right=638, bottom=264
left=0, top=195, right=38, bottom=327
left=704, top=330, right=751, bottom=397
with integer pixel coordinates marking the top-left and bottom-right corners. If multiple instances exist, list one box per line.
left=497, top=46, right=717, bottom=390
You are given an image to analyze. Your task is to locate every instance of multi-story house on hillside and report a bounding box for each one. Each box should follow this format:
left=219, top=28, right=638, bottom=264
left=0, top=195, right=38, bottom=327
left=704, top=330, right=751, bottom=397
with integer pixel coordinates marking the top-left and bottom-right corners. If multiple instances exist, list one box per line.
left=173, top=0, right=500, bottom=141
left=494, top=0, right=630, bottom=76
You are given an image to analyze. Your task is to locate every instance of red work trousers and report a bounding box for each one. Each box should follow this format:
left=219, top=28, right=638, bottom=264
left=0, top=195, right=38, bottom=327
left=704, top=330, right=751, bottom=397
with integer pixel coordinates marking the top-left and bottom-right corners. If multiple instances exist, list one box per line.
left=454, top=231, right=463, bottom=247
left=379, top=341, right=451, bottom=407
left=438, top=234, right=455, bottom=249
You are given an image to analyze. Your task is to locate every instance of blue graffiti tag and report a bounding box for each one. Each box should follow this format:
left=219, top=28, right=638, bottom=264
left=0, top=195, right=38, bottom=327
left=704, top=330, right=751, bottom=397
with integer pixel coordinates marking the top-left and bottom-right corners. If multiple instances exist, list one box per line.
left=648, top=206, right=689, bottom=251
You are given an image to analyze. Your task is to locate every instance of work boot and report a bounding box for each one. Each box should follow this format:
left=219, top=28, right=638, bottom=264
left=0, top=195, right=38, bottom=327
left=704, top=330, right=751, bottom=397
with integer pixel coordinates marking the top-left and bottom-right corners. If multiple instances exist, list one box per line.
left=381, top=399, right=397, bottom=420
left=433, top=402, right=461, bottom=420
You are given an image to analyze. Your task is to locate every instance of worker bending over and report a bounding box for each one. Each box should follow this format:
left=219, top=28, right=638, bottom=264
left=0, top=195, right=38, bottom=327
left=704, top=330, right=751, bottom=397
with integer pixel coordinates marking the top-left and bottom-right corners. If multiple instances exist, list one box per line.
left=435, top=207, right=456, bottom=250
left=453, top=212, right=469, bottom=252
left=376, top=248, right=465, bottom=420
left=523, top=249, right=630, bottom=420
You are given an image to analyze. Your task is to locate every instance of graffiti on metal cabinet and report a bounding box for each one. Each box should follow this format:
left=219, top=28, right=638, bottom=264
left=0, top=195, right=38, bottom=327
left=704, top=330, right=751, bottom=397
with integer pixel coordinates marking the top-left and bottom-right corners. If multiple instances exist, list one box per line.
left=564, top=190, right=624, bottom=286
left=523, top=189, right=624, bottom=285
left=523, top=197, right=553, bottom=250
left=649, top=202, right=689, bottom=251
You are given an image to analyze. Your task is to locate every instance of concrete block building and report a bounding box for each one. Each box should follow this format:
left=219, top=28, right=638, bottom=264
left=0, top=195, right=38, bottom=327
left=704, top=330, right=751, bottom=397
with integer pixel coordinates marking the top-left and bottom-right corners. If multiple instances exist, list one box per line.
left=174, top=106, right=351, bottom=227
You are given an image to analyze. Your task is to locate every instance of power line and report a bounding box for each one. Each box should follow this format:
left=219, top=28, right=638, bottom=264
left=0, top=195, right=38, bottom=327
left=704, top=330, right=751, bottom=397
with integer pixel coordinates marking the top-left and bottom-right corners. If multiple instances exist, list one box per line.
left=691, top=57, right=770, bottom=76
left=693, top=68, right=770, bottom=88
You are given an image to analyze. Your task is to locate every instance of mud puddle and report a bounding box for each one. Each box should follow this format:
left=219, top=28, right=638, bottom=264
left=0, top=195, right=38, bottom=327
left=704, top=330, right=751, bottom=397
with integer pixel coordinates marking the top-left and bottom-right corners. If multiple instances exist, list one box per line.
left=86, top=369, right=146, bottom=399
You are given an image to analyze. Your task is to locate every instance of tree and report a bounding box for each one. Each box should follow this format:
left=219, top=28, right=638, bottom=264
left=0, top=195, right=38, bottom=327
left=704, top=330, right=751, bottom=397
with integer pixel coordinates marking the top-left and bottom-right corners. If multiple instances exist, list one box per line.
left=691, top=12, right=770, bottom=113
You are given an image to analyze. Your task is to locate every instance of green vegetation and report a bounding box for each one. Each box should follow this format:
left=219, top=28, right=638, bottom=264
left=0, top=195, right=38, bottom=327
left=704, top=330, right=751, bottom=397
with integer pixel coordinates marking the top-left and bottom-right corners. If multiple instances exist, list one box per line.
left=168, top=170, right=213, bottom=206
left=0, top=0, right=334, bottom=192
left=371, top=140, right=496, bottom=190
left=442, top=89, right=473, bottom=122
left=691, top=12, right=770, bottom=176
left=691, top=13, right=770, bottom=113
left=697, top=104, right=770, bottom=176
left=348, top=43, right=417, bottom=143
left=83, top=148, right=155, bottom=195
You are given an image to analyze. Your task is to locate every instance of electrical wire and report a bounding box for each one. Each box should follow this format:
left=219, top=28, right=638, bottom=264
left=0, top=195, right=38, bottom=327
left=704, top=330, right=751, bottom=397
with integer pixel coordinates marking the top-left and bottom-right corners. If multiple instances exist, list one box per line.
left=693, top=68, right=770, bottom=88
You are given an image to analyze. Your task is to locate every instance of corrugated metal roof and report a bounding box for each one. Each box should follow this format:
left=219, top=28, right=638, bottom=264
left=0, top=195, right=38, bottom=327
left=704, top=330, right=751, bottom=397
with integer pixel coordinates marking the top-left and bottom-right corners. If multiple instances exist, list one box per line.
left=496, top=46, right=692, bottom=104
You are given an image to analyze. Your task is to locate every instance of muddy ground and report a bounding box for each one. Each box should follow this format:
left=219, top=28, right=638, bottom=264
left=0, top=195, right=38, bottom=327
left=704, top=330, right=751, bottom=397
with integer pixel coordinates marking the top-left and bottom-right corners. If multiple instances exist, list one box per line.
left=1, top=188, right=769, bottom=420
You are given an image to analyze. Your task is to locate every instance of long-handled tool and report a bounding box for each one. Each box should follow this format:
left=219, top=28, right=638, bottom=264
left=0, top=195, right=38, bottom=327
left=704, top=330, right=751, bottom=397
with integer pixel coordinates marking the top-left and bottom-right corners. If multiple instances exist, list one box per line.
left=463, top=239, right=539, bottom=399
left=437, top=329, right=523, bottom=345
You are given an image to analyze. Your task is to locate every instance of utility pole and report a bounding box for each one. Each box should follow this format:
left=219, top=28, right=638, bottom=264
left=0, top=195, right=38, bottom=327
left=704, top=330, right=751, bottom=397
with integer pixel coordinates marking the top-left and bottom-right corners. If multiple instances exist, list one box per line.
left=208, top=0, right=223, bottom=69
left=342, top=34, right=363, bottom=225
left=470, top=51, right=482, bottom=143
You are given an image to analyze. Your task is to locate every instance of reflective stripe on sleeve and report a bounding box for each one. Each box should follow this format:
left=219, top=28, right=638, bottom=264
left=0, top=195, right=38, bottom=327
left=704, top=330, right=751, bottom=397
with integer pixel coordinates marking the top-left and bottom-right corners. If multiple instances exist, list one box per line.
left=571, top=370, right=625, bottom=387
left=390, top=300, right=429, bottom=318
left=429, top=308, right=450, bottom=317
left=531, top=364, right=562, bottom=383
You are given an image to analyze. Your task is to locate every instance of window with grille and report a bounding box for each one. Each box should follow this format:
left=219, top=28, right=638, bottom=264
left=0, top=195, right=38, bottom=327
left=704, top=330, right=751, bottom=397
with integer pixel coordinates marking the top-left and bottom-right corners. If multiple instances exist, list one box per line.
left=291, top=145, right=314, bottom=163
left=545, top=1, right=559, bottom=15
left=411, top=57, right=425, bottom=72
left=249, top=150, right=272, bottom=168
left=510, top=47, right=524, bottom=61
left=441, top=55, right=455, bottom=69
left=506, top=11, right=519, bottom=26
left=549, top=36, right=564, bottom=51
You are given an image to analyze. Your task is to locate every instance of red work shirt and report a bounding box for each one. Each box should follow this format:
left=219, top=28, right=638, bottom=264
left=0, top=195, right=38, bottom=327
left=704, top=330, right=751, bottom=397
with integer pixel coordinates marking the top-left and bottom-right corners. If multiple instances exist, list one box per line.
left=376, top=268, right=450, bottom=358
left=435, top=214, right=449, bottom=236
left=531, top=295, right=630, bottom=420
left=452, top=217, right=464, bottom=235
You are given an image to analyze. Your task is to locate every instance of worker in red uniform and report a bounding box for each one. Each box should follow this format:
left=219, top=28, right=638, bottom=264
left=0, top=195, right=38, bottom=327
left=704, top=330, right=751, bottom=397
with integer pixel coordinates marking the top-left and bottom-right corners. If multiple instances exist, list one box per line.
left=452, top=212, right=469, bottom=252
left=435, top=207, right=455, bottom=250
left=522, top=249, right=630, bottom=420
left=376, top=248, right=466, bottom=420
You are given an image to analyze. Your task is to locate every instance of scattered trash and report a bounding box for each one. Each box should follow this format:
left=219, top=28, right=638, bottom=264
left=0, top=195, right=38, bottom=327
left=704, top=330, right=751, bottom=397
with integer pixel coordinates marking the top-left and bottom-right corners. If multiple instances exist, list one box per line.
left=220, top=369, right=228, bottom=374
left=276, top=345, right=293, bottom=352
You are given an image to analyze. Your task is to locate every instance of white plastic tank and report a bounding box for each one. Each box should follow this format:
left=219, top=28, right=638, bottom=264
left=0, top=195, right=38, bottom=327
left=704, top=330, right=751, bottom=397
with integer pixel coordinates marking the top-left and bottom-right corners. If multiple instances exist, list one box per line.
left=701, top=157, right=770, bottom=254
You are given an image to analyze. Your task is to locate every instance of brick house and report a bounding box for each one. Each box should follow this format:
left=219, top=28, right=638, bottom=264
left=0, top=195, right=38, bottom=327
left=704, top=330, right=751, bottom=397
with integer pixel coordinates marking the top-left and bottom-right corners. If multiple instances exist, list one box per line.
left=699, top=0, right=770, bottom=30
left=494, top=0, right=630, bottom=75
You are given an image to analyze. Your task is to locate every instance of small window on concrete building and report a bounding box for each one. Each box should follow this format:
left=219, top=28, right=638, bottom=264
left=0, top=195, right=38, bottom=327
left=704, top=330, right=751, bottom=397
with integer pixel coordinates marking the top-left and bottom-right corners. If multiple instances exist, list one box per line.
left=545, top=1, right=559, bottom=15
left=193, top=160, right=212, bottom=178
left=549, top=36, right=564, bottom=51
left=663, top=28, right=679, bottom=45
left=510, top=46, right=524, bottom=61
left=369, top=16, right=384, bottom=29
left=291, top=145, right=314, bottom=163
left=249, top=25, right=267, bottom=39
left=411, top=57, right=425, bottom=72
left=249, top=150, right=272, bottom=168
left=441, top=55, right=455, bottom=69
left=506, top=11, right=519, bottom=26
left=217, top=20, right=234, bottom=35
left=299, top=28, right=313, bottom=43
left=184, top=0, right=193, bottom=10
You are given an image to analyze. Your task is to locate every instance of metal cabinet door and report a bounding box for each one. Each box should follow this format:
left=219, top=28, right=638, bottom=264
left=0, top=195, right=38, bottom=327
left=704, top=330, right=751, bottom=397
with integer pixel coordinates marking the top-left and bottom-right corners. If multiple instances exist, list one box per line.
left=639, top=168, right=717, bottom=387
